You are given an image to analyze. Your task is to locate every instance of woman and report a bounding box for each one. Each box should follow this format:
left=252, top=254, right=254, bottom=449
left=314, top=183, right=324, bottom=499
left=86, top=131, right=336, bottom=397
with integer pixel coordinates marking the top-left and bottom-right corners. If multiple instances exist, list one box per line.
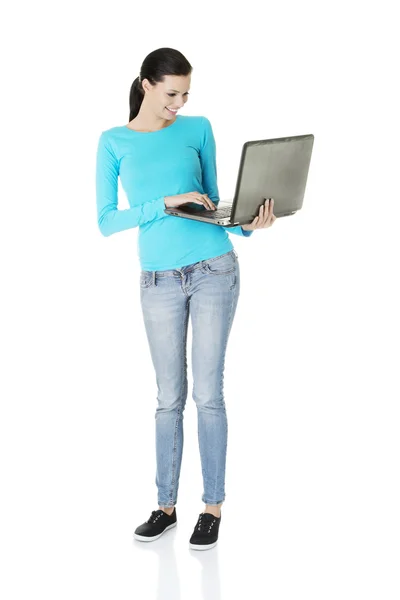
left=95, top=47, right=276, bottom=551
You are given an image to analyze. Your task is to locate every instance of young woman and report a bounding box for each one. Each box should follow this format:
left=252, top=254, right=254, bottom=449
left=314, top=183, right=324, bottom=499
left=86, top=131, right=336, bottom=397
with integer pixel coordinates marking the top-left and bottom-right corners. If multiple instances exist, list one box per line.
left=96, top=47, right=276, bottom=551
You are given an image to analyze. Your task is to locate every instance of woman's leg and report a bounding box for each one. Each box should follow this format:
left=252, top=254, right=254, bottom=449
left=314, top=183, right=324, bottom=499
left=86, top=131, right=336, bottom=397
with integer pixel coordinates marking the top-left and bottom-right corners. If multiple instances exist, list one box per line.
left=140, top=270, right=190, bottom=508
left=189, top=251, right=240, bottom=512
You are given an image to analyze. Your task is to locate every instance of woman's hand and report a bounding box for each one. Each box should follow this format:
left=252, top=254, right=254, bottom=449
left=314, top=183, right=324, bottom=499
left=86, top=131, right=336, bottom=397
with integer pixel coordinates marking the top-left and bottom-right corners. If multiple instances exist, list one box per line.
left=164, top=192, right=216, bottom=211
left=241, top=198, right=277, bottom=231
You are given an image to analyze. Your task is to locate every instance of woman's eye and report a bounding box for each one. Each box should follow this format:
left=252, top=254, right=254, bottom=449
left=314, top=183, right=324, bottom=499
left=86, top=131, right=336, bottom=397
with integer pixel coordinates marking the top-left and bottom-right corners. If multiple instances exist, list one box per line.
left=167, top=93, right=189, bottom=97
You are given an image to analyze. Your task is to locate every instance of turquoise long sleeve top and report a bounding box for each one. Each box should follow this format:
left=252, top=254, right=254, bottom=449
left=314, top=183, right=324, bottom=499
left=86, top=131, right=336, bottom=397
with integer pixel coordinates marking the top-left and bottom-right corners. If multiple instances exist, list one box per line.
left=95, top=115, right=253, bottom=271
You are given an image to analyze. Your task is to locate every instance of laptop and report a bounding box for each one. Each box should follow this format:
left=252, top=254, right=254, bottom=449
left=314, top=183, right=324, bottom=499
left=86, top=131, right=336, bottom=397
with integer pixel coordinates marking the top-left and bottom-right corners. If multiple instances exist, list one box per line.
left=164, top=133, right=314, bottom=226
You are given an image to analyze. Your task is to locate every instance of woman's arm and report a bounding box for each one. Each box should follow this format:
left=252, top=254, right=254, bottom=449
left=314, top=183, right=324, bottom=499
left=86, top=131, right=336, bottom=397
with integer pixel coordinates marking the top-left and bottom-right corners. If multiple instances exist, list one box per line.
left=96, top=132, right=166, bottom=237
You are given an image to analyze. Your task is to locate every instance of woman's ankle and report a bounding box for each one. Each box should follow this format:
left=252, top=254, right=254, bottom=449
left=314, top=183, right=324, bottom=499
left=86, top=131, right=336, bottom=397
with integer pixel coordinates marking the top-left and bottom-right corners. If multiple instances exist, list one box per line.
left=204, top=503, right=222, bottom=517
left=159, top=505, right=174, bottom=515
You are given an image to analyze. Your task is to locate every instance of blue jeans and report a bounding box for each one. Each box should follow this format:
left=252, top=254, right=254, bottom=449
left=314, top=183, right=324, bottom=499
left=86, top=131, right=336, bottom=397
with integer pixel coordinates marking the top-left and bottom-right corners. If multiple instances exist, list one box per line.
left=139, top=249, right=240, bottom=507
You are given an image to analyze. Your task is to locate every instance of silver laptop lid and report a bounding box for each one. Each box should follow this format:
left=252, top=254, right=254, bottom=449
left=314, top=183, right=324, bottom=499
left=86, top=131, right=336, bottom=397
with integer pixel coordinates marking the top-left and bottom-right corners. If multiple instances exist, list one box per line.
left=231, top=133, right=314, bottom=220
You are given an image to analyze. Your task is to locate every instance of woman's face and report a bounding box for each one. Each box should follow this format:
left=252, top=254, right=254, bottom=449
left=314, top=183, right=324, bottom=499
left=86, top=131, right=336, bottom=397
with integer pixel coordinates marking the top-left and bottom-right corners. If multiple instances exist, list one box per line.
left=144, top=74, right=191, bottom=119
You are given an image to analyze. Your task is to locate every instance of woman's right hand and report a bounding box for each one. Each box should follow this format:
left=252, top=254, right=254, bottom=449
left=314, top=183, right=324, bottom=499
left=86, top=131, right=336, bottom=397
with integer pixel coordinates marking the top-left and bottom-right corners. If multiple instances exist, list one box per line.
left=164, top=192, right=216, bottom=210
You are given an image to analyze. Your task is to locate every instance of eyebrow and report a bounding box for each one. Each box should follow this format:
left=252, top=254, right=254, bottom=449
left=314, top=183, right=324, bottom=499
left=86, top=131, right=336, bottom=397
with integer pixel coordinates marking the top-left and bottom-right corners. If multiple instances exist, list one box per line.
left=168, top=89, right=190, bottom=93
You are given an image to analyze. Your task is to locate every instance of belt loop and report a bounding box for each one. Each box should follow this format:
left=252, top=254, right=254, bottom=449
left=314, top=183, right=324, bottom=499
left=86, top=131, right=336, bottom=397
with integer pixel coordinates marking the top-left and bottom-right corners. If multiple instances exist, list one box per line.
left=153, top=271, right=156, bottom=286
left=233, top=249, right=238, bottom=259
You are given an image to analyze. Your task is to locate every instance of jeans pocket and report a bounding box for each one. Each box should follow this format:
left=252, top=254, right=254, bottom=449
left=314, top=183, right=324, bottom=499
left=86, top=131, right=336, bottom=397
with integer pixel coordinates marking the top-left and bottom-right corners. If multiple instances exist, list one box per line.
left=140, top=271, right=153, bottom=288
left=203, top=251, right=236, bottom=275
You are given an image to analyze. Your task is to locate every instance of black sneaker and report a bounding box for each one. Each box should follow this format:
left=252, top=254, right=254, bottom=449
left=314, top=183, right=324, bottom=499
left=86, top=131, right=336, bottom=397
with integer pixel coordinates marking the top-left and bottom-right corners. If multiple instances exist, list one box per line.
left=134, top=508, right=177, bottom=542
left=189, top=512, right=221, bottom=550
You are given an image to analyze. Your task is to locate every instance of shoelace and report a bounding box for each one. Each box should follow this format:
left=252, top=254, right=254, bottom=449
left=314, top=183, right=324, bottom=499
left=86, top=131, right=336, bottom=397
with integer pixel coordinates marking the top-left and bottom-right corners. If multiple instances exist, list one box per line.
left=196, top=513, right=217, bottom=534
left=147, top=510, right=165, bottom=524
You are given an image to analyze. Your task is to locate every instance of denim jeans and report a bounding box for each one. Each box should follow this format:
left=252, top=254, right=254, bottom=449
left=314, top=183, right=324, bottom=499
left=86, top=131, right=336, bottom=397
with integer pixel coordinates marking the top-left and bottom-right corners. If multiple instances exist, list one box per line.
left=139, top=249, right=240, bottom=507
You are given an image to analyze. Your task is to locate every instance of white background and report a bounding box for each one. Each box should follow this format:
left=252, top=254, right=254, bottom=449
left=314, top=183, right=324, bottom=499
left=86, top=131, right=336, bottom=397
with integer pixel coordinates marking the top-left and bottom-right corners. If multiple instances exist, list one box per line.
left=1, top=1, right=399, bottom=598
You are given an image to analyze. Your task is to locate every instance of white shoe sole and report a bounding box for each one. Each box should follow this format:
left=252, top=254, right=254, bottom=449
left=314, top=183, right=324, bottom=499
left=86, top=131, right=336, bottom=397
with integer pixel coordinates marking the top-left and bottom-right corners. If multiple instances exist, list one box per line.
left=134, top=521, right=177, bottom=542
left=189, top=540, right=218, bottom=550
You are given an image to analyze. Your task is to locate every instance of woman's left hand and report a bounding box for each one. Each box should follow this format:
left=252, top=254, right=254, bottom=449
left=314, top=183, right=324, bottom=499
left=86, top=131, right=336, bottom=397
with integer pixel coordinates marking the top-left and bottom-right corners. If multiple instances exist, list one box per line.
left=241, top=198, right=277, bottom=231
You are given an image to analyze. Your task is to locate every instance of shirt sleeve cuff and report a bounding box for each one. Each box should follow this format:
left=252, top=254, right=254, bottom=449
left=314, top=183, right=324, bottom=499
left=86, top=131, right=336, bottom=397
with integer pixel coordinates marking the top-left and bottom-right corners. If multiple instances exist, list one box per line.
left=240, top=227, right=253, bottom=237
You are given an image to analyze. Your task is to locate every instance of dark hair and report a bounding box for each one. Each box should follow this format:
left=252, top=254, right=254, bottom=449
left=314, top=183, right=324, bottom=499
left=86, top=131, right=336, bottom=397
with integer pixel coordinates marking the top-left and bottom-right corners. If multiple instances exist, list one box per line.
left=128, top=47, right=193, bottom=121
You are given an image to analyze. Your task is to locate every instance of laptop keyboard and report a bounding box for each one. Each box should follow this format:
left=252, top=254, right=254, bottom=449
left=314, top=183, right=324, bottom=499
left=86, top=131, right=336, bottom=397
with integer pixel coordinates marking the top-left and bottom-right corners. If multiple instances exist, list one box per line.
left=202, top=206, right=232, bottom=218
